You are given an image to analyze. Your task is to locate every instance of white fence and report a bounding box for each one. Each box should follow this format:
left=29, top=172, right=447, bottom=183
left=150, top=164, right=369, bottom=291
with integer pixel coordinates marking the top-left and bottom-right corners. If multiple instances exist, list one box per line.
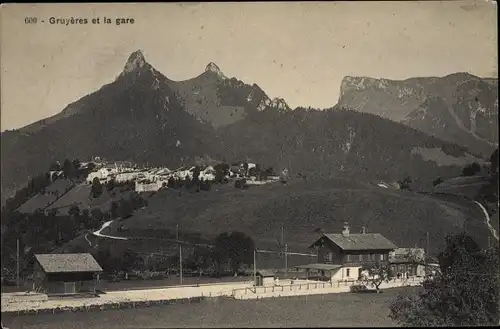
left=232, top=277, right=423, bottom=300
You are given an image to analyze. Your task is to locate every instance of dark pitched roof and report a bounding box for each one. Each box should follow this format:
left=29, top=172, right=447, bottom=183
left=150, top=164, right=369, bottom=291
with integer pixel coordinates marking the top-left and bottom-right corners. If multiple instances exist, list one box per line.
left=294, top=264, right=342, bottom=271
left=310, top=233, right=397, bottom=251
left=256, top=270, right=275, bottom=277
left=35, top=253, right=103, bottom=273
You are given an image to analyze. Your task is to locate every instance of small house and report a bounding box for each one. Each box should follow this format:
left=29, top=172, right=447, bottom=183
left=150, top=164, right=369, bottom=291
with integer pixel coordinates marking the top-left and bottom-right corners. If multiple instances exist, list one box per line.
left=255, top=270, right=275, bottom=286
left=389, top=248, right=426, bottom=278
left=33, top=253, right=103, bottom=295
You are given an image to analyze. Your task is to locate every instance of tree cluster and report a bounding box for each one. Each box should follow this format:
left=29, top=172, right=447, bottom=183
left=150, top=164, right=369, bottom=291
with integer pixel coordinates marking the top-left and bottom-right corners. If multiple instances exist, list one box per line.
left=398, top=176, right=413, bottom=191
left=212, top=231, right=255, bottom=276
left=166, top=170, right=213, bottom=192
left=461, top=162, right=481, bottom=177
left=389, top=232, right=499, bottom=327
left=1, top=210, right=94, bottom=278
left=110, top=193, right=148, bottom=220
left=51, top=158, right=95, bottom=181
left=2, top=173, right=52, bottom=215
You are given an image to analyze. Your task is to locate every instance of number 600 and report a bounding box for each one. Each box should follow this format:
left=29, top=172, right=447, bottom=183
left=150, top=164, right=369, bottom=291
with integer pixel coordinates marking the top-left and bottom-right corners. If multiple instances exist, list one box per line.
left=25, top=17, right=38, bottom=24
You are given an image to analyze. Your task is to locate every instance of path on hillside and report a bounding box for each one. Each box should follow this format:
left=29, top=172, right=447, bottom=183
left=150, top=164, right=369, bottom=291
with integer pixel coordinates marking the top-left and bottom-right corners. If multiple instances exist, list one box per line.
left=473, top=201, right=499, bottom=241
left=90, top=220, right=212, bottom=247
left=84, top=233, right=93, bottom=247
left=93, top=221, right=128, bottom=240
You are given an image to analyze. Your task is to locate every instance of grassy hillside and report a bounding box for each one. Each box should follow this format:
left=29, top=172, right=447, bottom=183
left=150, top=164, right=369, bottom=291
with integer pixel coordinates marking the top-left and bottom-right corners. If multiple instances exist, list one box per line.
left=44, top=183, right=135, bottom=215
left=15, top=179, right=75, bottom=213
left=217, top=107, right=480, bottom=190
left=104, top=177, right=487, bottom=256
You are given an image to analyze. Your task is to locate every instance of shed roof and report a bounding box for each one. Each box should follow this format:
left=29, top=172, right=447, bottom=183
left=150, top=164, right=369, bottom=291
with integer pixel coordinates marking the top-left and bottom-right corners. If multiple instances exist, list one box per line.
left=35, top=253, right=103, bottom=274
left=294, top=264, right=342, bottom=271
left=310, top=233, right=397, bottom=251
left=256, top=270, right=275, bottom=277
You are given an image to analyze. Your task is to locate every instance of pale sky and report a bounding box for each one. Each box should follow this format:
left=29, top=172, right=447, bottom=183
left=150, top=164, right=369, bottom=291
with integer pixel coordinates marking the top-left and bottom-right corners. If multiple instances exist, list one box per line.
left=0, top=1, right=497, bottom=131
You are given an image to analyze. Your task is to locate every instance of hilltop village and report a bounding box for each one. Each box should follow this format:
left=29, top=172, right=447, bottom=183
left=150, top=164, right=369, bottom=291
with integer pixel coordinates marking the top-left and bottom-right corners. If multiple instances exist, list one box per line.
left=79, top=158, right=283, bottom=192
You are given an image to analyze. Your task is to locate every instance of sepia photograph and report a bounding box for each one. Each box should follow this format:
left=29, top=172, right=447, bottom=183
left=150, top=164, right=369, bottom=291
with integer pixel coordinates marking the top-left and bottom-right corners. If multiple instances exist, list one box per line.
left=0, top=1, right=498, bottom=328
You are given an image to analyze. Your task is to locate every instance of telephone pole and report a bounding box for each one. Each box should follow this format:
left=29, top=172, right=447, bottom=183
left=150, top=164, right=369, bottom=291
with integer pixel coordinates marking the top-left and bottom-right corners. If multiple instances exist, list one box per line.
left=179, top=244, right=183, bottom=285
left=426, top=232, right=430, bottom=257
left=284, top=244, right=288, bottom=278
left=253, top=249, right=257, bottom=288
left=281, top=226, right=284, bottom=259
left=16, top=239, right=20, bottom=288
left=176, top=224, right=179, bottom=241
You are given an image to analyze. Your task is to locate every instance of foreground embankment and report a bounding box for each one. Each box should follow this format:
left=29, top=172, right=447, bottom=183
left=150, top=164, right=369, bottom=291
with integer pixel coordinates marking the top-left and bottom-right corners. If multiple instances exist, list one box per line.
left=1, top=277, right=422, bottom=316
left=1, top=281, right=253, bottom=315
left=2, top=287, right=423, bottom=329
left=1, top=296, right=206, bottom=316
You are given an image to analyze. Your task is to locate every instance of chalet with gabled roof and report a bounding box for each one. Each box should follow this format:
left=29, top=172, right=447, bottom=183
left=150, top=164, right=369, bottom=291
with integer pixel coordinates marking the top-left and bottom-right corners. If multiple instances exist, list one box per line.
left=295, top=222, right=397, bottom=282
left=33, top=253, right=103, bottom=296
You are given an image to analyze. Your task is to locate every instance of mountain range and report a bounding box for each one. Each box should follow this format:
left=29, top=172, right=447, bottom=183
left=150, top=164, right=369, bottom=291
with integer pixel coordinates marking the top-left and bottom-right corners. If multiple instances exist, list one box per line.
left=338, top=74, right=498, bottom=157
left=1, top=50, right=497, bottom=201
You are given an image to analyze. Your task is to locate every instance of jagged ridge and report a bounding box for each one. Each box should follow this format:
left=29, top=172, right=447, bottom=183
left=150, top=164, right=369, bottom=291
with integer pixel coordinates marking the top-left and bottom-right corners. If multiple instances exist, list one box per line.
left=337, top=73, right=498, bottom=157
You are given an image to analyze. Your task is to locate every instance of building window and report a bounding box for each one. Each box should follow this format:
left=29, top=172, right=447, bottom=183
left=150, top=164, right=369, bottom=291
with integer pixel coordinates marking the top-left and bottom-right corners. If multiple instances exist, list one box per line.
left=346, top=254, right=351, bottom=262
left=380, top=254, right=385, bottom=261
left=324, top=252, right=333, bottom=263
left=358, top=254, right=363, bottom=261
left=346, top=268, right=350, bottom=277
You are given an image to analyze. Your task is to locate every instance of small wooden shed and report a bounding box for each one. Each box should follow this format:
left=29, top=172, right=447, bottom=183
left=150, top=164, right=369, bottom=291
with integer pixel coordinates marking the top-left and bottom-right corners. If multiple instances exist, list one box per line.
left=255, top=270, right=275, bottom=286
left=33, top=253, right=103, bottom=295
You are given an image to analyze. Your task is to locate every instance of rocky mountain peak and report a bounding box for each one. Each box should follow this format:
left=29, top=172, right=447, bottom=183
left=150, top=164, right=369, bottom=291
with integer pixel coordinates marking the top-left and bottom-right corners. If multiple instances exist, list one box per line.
left=205, top=62, right=226, bottom=79
left=123, top=50, right=146, bottom=74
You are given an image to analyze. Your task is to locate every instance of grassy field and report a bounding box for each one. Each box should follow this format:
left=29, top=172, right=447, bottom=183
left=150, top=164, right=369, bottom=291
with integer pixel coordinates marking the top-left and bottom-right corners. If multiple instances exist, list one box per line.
left=16, top=179, right=74, bottom=213
left=2, top=287, right=420, bottom=328
left=104, top=177, right=486, bottom=254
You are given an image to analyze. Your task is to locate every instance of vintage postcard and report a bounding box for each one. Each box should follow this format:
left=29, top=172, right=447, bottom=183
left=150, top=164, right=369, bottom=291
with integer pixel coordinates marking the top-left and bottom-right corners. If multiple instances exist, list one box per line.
left=1, top=2, right=498, bottom=328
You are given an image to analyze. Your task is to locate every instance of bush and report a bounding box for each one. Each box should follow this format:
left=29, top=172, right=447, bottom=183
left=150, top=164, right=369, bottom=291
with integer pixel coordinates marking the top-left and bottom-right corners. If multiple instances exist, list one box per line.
left=136, top=270, right=166, bottom=280
left=462, top=162, right=481, bottom=176
left=350, top=284, right=369, bottom=293
left=234, top=179, right=246, bottom=188
left=432, top=177, right=444, bottom=187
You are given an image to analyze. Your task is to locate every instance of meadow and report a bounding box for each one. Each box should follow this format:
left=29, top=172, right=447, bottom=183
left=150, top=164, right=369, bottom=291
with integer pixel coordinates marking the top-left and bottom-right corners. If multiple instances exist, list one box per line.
left=2, top=287, right=420, bottom=328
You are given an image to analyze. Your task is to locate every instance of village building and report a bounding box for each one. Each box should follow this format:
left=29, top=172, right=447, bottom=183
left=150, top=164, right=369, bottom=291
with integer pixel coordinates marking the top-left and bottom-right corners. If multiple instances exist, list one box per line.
left=33, top=253, right=103, bottom=296
left=86, top=165, right=117, bottom=184
left=255, top=270, right=276, bottom=286
left=295, top=222, right=398, bottom=282
left=114, top=171, right=141, bottom=183
left=135, top=180, right=165, bottom=192
left=389, top=248, right=426, bottom=278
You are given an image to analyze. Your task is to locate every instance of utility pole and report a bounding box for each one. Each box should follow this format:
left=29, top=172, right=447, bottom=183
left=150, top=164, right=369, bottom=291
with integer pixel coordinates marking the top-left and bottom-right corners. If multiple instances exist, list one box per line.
left=426, top=232, right=430, bottom=257
left=281, top=226, right=284, bottom=259
left=284, top=244, right=288, bottom=278
left=253, top=249, right=257, bottom=289
left=179, top=244, right=183, bottom=285
left=16, top=239, right=20, bottom=288
left=176, top=224, right=179, bottom=241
